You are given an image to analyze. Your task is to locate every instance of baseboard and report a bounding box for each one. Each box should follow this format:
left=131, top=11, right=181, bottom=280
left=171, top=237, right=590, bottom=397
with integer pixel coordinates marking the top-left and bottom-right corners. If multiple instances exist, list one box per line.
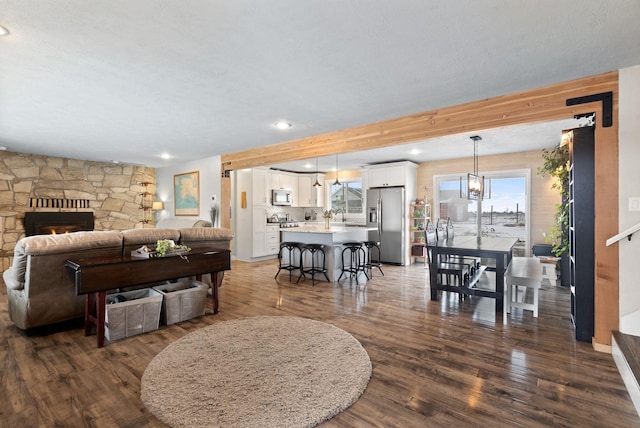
left=593, top=341, right=612, bottom=353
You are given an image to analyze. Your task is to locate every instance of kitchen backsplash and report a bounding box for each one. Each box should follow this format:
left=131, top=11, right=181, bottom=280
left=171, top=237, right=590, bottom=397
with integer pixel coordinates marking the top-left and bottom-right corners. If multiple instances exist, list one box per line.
left=264, top=206, right=365, bottom=224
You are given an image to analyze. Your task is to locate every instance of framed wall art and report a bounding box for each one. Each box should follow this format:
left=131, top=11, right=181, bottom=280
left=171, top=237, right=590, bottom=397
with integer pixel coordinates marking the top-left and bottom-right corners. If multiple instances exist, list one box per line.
left=173, top=171, right=199, bottom=216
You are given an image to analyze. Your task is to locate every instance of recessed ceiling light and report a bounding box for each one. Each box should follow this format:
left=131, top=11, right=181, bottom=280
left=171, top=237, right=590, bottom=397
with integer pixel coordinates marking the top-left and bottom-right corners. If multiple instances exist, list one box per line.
left=0, top=25, right=9, bottom=36
left=274, top=121, right=292, bottom=130
left=161, top=153, right=171, bottom=160
left=0, top=146, right=7, bottom=151
left=410, top=148, right=422, bottom=155
left=111, top=160, right=120, bottom=164
left=304, top=162, right=313, bottom=169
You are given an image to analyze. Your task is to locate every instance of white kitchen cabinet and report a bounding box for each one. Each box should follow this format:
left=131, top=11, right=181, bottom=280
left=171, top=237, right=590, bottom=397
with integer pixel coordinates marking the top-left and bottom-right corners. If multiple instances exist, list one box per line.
left=271, top=171, right=295, bottom=190
left=367, top=164, right=407, bottom=187
left=251, top=207, right=268, bottom=257
left=285, top=174, right=299, bottom=206
left=253, top=218, right=280, bottom=257
left=252, top=168, right=271, bottom=206
left=281, top=173, right=297, bottom=191
left=265, top=224, right=281, bottom=255
left=298, top=175, right=312, bottom=206
left=365, top=161, right=417, bottom=191
left=312, top=174, right=325, bottom=207
left=296, top=174, right=324, bottom=207
left=270, top=171, right=282, bottom=189
left=251, top=207, right=267, bottom=257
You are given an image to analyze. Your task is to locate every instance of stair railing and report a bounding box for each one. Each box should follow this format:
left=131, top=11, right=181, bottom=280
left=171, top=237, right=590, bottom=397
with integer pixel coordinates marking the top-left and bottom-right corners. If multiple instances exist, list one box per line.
left=606, top=222, right=640, bottom=246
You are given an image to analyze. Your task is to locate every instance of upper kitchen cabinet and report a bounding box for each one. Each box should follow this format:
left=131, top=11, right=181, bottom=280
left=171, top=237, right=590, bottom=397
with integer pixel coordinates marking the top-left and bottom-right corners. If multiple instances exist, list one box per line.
left=271, top=171, right=296, bottom=190
left=298, top=175, right=312, bottom=207
left=364, top=161, right=417, bottom=189
left=298, top=174, right=325, bottom=208
left=252, top=168, right=271, bottom=206
left=271, top=171, right=299, bottom=206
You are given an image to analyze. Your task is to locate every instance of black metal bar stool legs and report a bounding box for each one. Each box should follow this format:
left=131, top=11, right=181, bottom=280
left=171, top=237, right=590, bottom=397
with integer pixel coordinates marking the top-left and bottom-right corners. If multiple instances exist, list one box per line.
left=275, top=242, right=302, bottom=282
left=297, top=244, right=329, bottom=286
left=338, top=241, right=369, bottom=284
left=363, top=240, right=384, bottom=277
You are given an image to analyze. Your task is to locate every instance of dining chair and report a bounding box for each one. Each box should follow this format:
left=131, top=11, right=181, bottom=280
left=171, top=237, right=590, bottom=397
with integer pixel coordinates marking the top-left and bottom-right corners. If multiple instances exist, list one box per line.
left=445, top=218, right=481, bottom=277
left=426, top=219, right=469, bottom=287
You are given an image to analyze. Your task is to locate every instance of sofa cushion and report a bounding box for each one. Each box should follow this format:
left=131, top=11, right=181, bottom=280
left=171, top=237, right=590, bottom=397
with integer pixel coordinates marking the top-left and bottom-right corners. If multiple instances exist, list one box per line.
left=15, top=230, right=123, bottom=255
left=121, top=228, right=181, bottom=250
left=178, top=227, right=234, bottom=243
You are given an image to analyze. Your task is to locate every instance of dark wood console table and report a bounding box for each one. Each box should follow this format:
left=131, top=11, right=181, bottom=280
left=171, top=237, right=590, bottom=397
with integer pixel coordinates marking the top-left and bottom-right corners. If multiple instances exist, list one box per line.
left=64, top=248, right=231, bottom=347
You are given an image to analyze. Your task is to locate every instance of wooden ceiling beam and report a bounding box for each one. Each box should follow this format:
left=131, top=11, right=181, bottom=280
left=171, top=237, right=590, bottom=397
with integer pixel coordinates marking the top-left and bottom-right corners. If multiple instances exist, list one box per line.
left=221, top=71, right=617, bottom=171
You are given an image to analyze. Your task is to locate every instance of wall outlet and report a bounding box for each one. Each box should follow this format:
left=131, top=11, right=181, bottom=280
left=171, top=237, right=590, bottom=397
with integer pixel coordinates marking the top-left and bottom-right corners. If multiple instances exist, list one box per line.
left=629, top=197, right=640, bottom=211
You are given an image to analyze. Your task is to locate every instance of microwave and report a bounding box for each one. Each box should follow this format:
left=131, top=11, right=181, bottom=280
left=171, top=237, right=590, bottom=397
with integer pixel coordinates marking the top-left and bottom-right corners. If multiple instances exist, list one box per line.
left=272, top=189, right=292, bottom=206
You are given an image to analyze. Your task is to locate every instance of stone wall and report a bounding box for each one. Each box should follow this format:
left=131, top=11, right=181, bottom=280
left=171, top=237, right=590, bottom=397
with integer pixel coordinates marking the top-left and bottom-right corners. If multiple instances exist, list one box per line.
left=1, top=151, right=156, bottom=268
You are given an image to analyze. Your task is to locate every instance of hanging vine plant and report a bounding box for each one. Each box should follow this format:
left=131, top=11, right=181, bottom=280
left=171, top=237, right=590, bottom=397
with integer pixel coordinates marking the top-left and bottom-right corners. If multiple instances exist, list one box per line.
left=537, top=144, right=570, bottom=256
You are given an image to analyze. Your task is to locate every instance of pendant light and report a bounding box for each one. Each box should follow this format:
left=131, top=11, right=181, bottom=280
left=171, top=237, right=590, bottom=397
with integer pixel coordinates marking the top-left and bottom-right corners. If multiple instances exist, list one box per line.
left=468, top=135, right=483, bottom=200
left=460, top=135, right=489, bottom=200
left=313, top=157, right=322, bottom=187
left=333, top=154, right=341, bottom=186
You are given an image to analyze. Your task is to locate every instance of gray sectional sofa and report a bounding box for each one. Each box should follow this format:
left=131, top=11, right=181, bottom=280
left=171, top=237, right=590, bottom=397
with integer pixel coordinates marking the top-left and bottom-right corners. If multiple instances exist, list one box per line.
left=3, top=227, right=234, bottom=330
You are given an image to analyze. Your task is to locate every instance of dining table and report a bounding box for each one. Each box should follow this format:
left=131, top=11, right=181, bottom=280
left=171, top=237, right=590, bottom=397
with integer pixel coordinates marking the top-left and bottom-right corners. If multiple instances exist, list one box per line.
left=427, top=235, right=518, bottom=312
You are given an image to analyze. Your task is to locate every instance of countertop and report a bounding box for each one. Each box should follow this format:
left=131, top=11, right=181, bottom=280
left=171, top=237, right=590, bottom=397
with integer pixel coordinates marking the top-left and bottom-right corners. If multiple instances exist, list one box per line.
left=280, top=225, right=375, bottom=233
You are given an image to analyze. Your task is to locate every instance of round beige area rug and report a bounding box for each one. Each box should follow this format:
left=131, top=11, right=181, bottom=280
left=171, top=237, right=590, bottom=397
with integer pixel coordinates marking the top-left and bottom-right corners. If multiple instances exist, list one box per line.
left=141, top=316, right=372, bottom=428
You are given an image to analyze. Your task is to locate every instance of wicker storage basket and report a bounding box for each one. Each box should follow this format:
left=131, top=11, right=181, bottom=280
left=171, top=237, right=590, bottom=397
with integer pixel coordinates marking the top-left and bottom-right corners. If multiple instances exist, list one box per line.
left=105, top=288, right=163, bottom=342
left=153, top=279, right=208, bottom=325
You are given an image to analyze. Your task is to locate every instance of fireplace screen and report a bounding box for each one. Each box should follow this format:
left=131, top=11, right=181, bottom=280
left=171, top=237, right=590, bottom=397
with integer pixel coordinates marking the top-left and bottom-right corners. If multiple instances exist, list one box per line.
left=24, top=212, right=95, bottom=236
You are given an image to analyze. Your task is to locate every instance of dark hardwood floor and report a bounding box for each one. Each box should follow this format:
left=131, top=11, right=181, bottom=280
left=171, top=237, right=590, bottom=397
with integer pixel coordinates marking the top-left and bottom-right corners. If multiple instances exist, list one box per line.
left=1, top=259, right=638, bottom=427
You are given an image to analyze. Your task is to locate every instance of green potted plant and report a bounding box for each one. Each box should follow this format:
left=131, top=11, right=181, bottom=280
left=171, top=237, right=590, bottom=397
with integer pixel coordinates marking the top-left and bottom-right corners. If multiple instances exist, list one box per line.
left=154, top=239, right=190, bottom=259
left=537, top=144, right=570, bottom=285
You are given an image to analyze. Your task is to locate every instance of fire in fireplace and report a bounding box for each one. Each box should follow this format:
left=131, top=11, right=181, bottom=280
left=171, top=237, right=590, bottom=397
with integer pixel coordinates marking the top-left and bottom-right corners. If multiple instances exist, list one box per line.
left=24, top=212, right=95, bottom=236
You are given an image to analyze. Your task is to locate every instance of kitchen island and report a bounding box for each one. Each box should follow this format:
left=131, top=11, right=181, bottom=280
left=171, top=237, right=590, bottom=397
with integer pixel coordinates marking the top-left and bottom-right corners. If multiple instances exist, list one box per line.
left=280, top=225, right=375, bottom=283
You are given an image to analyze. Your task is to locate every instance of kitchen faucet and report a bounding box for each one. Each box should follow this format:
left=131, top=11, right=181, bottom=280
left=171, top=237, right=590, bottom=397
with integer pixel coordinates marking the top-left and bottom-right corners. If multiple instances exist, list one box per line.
left=334, top=208, right=346, bottom=222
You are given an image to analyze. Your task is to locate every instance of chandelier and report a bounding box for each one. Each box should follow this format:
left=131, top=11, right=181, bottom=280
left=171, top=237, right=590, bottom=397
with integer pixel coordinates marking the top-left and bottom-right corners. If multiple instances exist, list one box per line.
left=460, top=135, right=490, bottom=200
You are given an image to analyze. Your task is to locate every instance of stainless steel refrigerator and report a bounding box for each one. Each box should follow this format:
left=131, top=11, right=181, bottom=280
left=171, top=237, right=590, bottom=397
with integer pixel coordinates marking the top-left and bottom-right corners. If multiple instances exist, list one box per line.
left=366, top=186, right=405, bottom=265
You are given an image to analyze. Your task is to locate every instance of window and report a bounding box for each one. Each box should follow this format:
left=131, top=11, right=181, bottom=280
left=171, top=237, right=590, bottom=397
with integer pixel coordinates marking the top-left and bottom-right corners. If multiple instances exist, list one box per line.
left=434, top=169, right=530, bottom=247
left=329, top=179, right=363, bottom=216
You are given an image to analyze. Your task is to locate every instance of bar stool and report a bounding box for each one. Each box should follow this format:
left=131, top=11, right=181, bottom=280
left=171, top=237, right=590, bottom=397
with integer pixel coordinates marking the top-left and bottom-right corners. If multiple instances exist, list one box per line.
left=275, top=241, right=302, bottom=282
left=338, top=241, right=369, bottom=284
left=363, top=240, right=384, bottom=277
left=297, top=243, right=329, bottom=286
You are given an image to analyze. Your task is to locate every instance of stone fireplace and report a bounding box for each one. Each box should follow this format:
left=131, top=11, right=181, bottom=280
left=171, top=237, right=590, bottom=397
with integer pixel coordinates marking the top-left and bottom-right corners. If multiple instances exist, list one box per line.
left=23, top=212, right=95, bottom=236
left=0, top=150, right=155, bottom=270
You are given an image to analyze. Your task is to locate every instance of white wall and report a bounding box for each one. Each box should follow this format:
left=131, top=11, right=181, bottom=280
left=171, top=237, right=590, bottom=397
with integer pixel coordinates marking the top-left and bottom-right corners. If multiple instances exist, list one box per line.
left=619, top=65, right=640, bottom=333
left=155, top=155, right=222, bottom=225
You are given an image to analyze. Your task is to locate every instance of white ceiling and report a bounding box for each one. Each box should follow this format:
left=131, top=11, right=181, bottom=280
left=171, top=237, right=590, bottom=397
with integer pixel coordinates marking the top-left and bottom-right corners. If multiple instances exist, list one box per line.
left=1, top=1, right=639, bottom=168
